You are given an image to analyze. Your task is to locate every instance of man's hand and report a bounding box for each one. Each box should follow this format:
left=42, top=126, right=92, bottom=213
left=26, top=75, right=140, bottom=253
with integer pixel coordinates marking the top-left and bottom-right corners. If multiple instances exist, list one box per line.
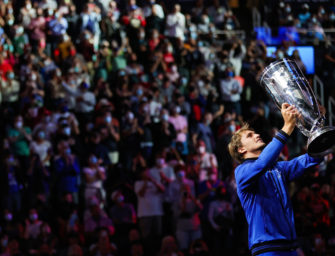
left=281, top=103, right=300, bottom=135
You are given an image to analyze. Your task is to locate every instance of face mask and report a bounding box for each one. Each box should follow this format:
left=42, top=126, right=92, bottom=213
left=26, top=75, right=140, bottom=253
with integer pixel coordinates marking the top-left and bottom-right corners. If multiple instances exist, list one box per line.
left=209, top=174, right=217, bottom=181
left=15, top=121, right=23, bottom=129
left=55, top=12, right=60, bottom=19
left=38, top=131, right=45, bottom=139
left=26, top=3, right=32, bottom=9
left=7, top=19, right=14, bottom=26
left=137, top=88, right=143, bottom=96
left=16, top=26, right=24, bottom=34
left=227, top=71, right=234, bottom=77
left=229, top=124, right=236, bottom=132
left=177, top=171, right=185, bottom=179
left=48, top=9, right=53, bottom=16
left=65, top=148, right=72, bottom=155
left=198, top=146, right=206, bottom=154
left=29, top=107, right=39, bottom=118
left=167, top=46, right=173, bottom=53
left=44, top=116, right=51, bottom=123
left=31, top=74, right=37, bottom=81
left=205, top=119, right=211, bottom=126
left=5, top=213, right=13, bottom=221
left=105, top=116, right=112, bottom=123
left=7, top=156, right=15, bottom=165
left=63, top=127, right=71, bottom=136
left=181, top=77, right=188, bottom=86
left=30, top=213, right=38, bottom=221
left=90, top=156, right=98, bottom=164
left=127, top=112, right=134, bottom=121
left=285, top=7, right=291, bottom=13
left=277, top=52, right=284, bottom=59
left=116, top=195, right=124, bottom=203
left=156, top=158, right=165, bottom=166
left=162, top=114, right=169, bottom=121
left=8, top=72, right=15, bottom=79
left=175, top=106, right=181, bottom=114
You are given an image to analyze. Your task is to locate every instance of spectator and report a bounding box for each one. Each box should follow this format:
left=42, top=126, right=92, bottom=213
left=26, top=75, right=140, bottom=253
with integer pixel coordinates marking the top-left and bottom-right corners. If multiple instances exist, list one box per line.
left=192, top=112, right=215, bottom=153
left=208, top=186, right=234, bottom=255
left=53, top=141, right=81, bottom=203
left=169, top=105, right=188, bottom=155
left=158, top=235, right=183, bottom=256
left=219, top=67, right=243, bottom=116
left=194, top=140, right=218, bottom=181
left=134, top=169, right=165, bottom=254
left=83, top=154, right=106, bottom=205
left=165, top=4, right=185, bottom=42
left=84, top=203, right=114, bottom=240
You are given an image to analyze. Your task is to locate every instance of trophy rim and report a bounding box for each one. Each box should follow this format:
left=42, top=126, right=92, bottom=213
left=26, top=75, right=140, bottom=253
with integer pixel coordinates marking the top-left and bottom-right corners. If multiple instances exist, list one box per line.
left=259, top=58, right=295, bottom=86
left=307, top=126, right=335, bottom=157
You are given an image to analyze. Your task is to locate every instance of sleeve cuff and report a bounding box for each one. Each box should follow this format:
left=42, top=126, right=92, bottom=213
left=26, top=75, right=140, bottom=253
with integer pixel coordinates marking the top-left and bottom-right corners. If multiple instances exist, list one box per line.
left=275, top=130, right=290, bottom=144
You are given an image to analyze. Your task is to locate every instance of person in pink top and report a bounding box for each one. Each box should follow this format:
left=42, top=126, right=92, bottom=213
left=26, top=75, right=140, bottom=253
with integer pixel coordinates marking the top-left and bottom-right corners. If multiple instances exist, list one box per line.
left=28, top=8, right=46, bottom=52
left=168, top=105, right=188, bottom=155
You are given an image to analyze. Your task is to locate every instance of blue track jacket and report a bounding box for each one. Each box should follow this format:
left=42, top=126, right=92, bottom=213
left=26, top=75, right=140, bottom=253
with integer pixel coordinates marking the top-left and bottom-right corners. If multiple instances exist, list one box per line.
left=235, top=130, right=322, bottom=255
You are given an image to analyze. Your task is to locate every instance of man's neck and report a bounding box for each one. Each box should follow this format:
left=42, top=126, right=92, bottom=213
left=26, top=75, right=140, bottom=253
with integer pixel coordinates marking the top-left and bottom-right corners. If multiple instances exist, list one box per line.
left=244, top=150, right=262, bottom=160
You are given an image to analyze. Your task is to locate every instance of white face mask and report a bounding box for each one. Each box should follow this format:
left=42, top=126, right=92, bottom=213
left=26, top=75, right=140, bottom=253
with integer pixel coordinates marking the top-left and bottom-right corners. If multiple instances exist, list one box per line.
left=277, top=52, right=284, bottom=59
left=127, top=112, right=134, bottom=121
left=63, top=127, right=71, bottom=136
left=162, top=114, right=169, bottom=121
left=15, top=121, right=23, bottom=129
left=156, top=158, right=165, bottom=166
left=198, top=146, right=206, bottom=154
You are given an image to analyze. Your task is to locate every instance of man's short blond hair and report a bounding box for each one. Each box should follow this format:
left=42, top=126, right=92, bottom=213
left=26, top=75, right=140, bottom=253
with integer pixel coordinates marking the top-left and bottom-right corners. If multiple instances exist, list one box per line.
left=228, top=123, right=253, bottom=163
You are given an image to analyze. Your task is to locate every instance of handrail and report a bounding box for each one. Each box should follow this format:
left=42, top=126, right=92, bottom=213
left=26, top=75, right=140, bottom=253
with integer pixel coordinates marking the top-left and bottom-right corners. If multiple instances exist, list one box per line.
left=328, top=96, right=335, bottom=126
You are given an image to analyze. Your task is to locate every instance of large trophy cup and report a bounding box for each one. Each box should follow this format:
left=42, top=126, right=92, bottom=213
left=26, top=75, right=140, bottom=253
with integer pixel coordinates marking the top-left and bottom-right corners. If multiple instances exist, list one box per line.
left=260, top=58, right=335, bottom=157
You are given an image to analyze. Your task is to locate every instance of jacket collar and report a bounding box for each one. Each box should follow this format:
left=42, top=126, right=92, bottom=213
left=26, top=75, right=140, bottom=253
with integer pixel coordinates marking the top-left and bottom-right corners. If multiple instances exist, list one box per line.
left=241, top=157, right=258, bottom=163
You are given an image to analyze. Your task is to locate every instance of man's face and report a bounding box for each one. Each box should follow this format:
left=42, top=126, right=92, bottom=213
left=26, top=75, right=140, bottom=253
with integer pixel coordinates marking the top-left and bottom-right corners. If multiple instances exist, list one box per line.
left=238, top=130, right=265, bottom=156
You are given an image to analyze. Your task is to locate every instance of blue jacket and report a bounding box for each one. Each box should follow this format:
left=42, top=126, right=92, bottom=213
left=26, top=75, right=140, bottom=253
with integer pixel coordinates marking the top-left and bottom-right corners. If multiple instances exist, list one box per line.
left=235, top=130, right=322, bottom=255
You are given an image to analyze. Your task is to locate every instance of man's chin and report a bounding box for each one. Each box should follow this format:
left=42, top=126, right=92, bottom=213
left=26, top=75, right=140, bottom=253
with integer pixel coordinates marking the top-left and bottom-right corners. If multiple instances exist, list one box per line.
left=258, top=143, right=266, bottom=150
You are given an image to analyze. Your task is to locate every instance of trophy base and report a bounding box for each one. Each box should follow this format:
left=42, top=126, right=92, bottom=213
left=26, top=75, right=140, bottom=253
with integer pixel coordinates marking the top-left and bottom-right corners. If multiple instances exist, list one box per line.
left=307, top=127, right=335, bottom=157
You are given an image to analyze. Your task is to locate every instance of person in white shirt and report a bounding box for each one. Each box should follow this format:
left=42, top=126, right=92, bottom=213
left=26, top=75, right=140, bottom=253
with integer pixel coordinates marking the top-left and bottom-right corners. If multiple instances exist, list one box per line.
left=83, top=154, right=106, bottom=205
left=134, top=169, right=165, bottom=240
left=1, top=71, right=20, bottom=108
left=74, top=82, right=96, bottom=114
left=219, top=68, right=243, bottom=116
left=165, top=4, right=186, bottom=41
left=30, top=129, right=52, bottom=167
left=143, top=0, right=164, bottom=19
left=149, top=152, right=176, bottom=185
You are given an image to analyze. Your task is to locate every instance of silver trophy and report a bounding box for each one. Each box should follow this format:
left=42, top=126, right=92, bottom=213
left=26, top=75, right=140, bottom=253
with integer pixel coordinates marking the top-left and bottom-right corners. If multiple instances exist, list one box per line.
left=260, top=58, right=335, bottom=157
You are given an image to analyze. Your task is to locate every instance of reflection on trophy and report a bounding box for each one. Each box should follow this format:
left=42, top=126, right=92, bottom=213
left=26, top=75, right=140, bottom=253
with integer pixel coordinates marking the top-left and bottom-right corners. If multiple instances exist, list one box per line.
left=260, top=59, right=335, bottom=157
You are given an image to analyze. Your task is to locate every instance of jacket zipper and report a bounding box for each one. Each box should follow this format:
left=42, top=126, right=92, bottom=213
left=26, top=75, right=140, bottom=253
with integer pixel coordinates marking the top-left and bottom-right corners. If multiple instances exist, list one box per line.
left=268, top=170, right=294, bottom=239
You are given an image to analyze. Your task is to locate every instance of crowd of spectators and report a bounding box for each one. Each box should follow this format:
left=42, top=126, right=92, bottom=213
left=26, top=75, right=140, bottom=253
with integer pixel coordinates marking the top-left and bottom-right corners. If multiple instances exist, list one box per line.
left=1, top=0, right=335, bottom=255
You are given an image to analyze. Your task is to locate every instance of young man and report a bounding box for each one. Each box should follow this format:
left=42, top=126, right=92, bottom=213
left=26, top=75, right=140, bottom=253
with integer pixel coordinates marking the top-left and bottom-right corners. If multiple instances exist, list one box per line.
left=228, top=103, right=323, bottom=256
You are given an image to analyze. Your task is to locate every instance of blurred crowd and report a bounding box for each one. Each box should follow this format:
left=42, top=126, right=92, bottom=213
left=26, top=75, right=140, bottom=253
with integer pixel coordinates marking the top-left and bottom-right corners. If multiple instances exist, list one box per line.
left=1, top=0, right=335, bottom=255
